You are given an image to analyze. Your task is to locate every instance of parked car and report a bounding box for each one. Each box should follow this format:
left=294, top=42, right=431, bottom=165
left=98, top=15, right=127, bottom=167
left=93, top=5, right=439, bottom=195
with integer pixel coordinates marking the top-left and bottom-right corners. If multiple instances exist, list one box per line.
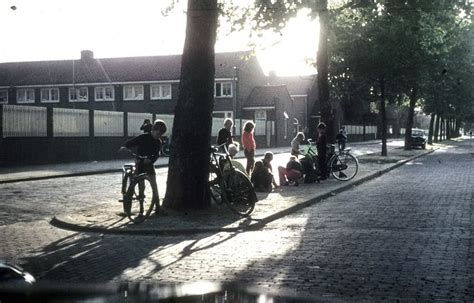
left=411, top=128, right=427, bottom=149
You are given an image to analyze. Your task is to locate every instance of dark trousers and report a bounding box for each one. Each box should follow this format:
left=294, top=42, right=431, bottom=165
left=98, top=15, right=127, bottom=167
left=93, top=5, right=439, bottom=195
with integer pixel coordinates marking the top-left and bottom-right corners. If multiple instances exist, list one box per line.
left=244, top=149, right=255, bottom=175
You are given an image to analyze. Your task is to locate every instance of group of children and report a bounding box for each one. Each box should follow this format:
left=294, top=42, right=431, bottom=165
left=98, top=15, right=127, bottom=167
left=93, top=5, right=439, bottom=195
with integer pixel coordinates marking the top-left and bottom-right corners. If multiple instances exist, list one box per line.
left=216, top=118, right=347, bottom=193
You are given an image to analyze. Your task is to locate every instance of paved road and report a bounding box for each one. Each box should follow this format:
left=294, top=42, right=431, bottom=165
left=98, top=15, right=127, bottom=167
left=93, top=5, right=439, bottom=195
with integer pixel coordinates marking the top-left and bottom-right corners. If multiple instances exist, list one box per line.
left=1, top=139, right=472, bottom=300
left=0, top=141, right=401, bottom=226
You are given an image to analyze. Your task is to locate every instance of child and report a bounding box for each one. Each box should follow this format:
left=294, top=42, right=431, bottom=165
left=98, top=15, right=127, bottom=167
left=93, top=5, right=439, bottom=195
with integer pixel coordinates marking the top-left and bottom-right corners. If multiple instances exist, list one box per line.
left=278, top=156, right=303, bottom=186
left=335, top=126, right=347, bottom=151
left=140, top=119, right=152, bottom=133
left=241, top=121, right=256, bottom=175
left=217, top=118, right=234, bottom=149
left=291, top=132, right=305, bottom=157
left=120, top=119, right=167, bottom=214
left=251, top=151, right=278, bottom=192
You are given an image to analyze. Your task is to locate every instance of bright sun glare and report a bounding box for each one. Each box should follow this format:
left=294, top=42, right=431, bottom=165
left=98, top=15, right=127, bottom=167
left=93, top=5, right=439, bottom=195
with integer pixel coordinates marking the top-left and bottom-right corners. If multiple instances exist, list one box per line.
left=1, top=0, right=319, bottom=76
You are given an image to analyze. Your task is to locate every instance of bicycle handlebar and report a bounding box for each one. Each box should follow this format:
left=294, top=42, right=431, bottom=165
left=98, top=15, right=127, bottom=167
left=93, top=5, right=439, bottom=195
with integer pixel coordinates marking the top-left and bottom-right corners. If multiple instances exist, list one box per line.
left=119, top=147, right=154, bottom=160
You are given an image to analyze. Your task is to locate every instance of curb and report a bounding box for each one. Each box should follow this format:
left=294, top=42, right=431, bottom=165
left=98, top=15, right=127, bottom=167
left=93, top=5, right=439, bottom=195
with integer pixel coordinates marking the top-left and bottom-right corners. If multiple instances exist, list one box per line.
left=50, top=148, right=437, bottom=236
left=0, top=150, right=288, bottom=185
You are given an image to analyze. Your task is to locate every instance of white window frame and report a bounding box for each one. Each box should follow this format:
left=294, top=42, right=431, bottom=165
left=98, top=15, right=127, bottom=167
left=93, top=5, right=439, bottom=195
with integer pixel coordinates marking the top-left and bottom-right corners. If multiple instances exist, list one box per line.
left=95, top=86, right=115, bottom=101
left=40, top=88, right=60, bottom=103
left=69, top=87, right=89, bottom=102
left=150, top=84, right=172, bottom=100
left=17, top=88, right=35, bottom=104
left=123, top=85, right=144, bottom=101
left=212, top=111, right=233, bottom=119
left=0, top=89, right=8, bottom=104
left=214, top=81, right=232, bottom=98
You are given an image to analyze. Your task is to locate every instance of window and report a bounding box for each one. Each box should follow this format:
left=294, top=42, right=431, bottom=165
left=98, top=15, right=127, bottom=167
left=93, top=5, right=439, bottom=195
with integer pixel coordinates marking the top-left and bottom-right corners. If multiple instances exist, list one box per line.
left=17, top=88, right=35, bottom=103
left=0, top=90, right=8, bottom=103
left=150, top=84, right=171, bottom=100
left=124, top=85, right=144, bottom=100
left=212, top=111, right=233, bottom=119
left=255, top=110, right=267, bottom=121
left=215, top=82, right=232, bottom=97
left=69, top=87, right=89, bottom=102
left=40, top=88, right=60, bottom=103
left=95, top=86, right=114, bottom=101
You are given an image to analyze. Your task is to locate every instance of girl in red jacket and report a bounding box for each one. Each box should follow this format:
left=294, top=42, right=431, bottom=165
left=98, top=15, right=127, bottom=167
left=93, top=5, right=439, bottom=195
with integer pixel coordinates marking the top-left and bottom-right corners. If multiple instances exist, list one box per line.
left=241, top=121, right=256, bottom=175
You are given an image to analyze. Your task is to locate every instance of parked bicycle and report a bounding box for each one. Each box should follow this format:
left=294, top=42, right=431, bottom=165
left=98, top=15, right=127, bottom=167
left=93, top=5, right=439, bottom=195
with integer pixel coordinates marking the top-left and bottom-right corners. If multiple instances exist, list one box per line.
left=208, top=143, right=257, bottom=217
left=119, top=153, right=159, bottom=224
left=303, top=139, right=359, bottom=181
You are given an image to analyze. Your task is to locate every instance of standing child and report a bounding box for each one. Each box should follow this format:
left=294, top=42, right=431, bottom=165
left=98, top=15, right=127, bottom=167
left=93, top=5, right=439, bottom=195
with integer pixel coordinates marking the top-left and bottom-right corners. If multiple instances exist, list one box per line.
left=217, top=118, right=234, bottom=148
left=120, top=120, right=167, bottom=214
left=241, top=121, right=256, bottom=175
left=140, top=119, right=152, bottom=133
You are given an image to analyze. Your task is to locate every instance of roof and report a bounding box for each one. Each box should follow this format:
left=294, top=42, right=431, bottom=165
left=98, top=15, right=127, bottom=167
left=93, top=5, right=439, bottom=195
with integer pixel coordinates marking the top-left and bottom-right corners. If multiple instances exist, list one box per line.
left=0, top=51, right=257, bottom=87
left=243, top=85, right=292, bottom=108
left=268, top=75, right=316, bottom=96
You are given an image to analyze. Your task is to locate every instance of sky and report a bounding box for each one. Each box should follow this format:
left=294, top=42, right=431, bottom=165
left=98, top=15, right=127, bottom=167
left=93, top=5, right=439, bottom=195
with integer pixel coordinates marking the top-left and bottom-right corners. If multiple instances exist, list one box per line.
left=1, top=0, right=319, bottom=76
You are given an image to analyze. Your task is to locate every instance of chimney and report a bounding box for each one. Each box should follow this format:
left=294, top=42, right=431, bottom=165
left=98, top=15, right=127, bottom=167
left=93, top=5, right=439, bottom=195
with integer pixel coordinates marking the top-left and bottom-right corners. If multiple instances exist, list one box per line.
left=80, top=50, right=94, bottom=60
left=268, top=70, right=277, bottom=85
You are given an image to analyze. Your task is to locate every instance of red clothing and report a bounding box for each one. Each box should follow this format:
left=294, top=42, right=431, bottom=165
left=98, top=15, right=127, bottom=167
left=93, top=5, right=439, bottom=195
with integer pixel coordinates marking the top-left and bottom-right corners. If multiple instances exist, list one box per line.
left=241, top=131, right=256, bottom=152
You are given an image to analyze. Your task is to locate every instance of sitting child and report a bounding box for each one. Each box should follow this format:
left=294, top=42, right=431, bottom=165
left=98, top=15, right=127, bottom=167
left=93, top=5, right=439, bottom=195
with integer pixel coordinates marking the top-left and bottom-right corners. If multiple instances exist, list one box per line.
left=251, top=152, right=278, bottom=192
left=278, top=156, right=304, bottom=186
left=291, top=132, right=305, bottom=158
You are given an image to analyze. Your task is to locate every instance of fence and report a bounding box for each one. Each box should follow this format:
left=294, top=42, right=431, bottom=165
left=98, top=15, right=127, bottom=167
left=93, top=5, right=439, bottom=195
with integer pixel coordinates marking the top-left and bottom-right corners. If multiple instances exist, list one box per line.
left=1, top=104, right=275, bottom=140
left=0, top=104, right=277, bottom=165
left=53, top=108, right=89, bottom=137
left=2, top=105, right=47, bottom=137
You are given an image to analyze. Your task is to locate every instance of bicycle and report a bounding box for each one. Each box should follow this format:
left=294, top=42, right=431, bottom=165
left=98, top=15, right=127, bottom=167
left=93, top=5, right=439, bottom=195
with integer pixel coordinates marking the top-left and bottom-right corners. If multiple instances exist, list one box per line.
left=208, top=143, right=257, bottom=217
left=303, top=139, right=359, bottom=181
left=120, top=152, right=159, bottom=224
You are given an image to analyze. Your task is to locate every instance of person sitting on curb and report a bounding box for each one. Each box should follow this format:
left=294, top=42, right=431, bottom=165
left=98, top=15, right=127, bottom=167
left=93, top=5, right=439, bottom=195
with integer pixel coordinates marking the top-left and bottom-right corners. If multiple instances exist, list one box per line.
left=278, top=156, right=304, bottom=186
left=251, top=151, right=278, bottom=192
left=291, top=132, right=305, bottom=158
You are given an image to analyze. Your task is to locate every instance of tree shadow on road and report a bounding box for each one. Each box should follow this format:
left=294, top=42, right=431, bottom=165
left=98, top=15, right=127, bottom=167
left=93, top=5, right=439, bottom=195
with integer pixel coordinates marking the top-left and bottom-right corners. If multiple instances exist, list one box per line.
left=21, top=229, right=240, bottom=283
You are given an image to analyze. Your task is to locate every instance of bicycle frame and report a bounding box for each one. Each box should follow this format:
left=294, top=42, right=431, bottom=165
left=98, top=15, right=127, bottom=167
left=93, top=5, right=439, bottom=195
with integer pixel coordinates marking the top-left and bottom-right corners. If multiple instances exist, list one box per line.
left=209, top=143, right=235, bottom=191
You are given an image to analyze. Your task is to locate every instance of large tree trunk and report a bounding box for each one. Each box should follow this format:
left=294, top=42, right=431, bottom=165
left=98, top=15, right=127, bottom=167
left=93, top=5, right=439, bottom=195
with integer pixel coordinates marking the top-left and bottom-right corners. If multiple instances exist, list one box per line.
left=427, top=113, right=435, bottom=145
left=379, top=78, right=388, bottom=156
left=315, top=0, right=336, bottom=142
left=163, top=0, right=218, bottom=211
left=404, top=87, right=417, bottom=150
left=434, top=114, right=440, bottom=142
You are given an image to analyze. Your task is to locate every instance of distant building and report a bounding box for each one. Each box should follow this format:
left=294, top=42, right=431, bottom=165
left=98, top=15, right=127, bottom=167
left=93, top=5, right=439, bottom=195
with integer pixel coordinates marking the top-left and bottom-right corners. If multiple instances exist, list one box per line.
left=0, top=50, right=318, bottom=163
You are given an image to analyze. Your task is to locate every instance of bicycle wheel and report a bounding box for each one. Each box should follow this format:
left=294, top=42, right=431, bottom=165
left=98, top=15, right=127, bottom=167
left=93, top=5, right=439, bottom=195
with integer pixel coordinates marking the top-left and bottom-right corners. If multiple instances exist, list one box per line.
left=208, top=165, right=223, bottom=204
left=329, top=153, right=358, bottom=181
left=224, top=170, right=256, bottom=217
left=161, top=143, right=170, bottom=157
left=124, top=175, right=156, bottom=224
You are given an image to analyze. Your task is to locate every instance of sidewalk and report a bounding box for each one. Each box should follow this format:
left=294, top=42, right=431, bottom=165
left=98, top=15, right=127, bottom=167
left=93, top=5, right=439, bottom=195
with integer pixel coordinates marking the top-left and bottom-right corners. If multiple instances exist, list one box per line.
left=0, top=139, right=386, bottom=184
left=51, top=144, right=437, bottom=236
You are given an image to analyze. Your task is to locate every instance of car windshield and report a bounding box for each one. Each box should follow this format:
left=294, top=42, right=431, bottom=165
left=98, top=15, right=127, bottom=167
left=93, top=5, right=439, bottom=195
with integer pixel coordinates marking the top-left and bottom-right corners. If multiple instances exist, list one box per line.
left=412, top=130, right=425, bottom=136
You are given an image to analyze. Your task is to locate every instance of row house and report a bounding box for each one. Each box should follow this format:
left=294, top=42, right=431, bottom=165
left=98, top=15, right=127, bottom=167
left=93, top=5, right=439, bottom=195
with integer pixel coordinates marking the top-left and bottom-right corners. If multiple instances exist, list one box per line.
left=0, top=50, right=318, bottom=165
left=0, top=50, right=269, bottom=121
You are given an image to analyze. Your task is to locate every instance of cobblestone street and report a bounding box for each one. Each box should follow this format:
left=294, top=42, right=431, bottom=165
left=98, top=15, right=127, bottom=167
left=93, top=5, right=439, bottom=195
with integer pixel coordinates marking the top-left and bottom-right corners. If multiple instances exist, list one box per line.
left=0, top=139, right=472, bottom=301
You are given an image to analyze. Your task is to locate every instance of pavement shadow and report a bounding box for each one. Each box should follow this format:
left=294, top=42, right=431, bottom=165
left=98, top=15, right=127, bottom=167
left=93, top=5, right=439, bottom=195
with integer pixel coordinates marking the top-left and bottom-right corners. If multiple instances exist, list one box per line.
left=22, top=229, right=241, bottom=283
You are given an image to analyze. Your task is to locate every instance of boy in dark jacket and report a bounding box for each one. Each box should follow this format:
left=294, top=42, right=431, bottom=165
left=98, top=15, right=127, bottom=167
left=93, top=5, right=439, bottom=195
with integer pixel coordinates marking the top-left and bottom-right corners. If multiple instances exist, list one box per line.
left=120, top=120, right=167, bottom=214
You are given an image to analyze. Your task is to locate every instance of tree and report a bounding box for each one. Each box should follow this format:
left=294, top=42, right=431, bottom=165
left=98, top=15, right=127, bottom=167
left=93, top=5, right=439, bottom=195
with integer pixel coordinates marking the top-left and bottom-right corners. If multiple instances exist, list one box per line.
left=163, top=0, right=219, bottom=211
